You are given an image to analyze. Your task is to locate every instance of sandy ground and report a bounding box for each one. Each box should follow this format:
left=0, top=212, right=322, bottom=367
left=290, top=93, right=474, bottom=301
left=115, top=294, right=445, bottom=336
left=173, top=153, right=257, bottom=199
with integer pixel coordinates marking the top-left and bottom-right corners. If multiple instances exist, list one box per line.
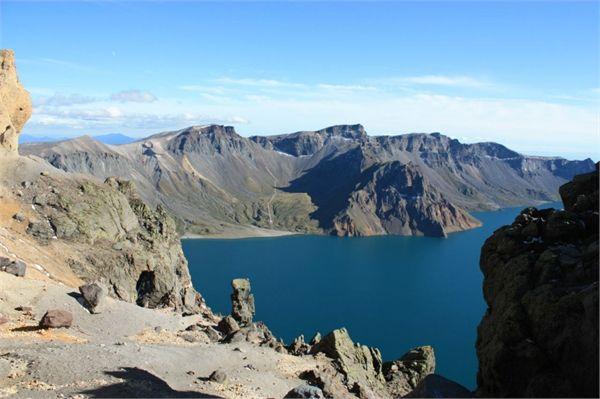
left=0, top=273, right=321, bottom=398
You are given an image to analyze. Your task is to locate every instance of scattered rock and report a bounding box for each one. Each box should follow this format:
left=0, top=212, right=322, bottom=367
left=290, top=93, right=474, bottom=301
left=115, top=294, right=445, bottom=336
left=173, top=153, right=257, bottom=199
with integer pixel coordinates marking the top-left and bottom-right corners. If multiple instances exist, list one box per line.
left=208, top=369, right=227, bottom=383
left=284, top=384, right=325, bottom=398
left=12, top=212, right=25, bottom=222
left=0, top=314, right=8, bottom=325
left=26, top=220, right=53, bottom=244
left=39, top=310, right=73, bottom=329
left=15, top=306, right=32, bottom=313
left=78, top=281, right=107, bottom=314
left=230, top=278, right=255, bottom=326
left=154, top=326, right=163, bottom=333
left=40, top=171, right=49, bottom=176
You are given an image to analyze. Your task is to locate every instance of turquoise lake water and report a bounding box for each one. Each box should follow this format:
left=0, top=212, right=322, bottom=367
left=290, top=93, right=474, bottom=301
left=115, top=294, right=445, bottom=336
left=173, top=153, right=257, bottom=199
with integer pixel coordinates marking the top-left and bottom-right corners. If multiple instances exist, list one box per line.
left=183, top=201, right=561, bottom=390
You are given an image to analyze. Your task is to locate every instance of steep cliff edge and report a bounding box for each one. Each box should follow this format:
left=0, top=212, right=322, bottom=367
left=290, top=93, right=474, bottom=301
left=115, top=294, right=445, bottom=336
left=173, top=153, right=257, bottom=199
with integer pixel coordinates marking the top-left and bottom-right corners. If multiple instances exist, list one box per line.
left=477, top=165, right=599, bottom=397
left=0, top=49, right=32, bottom=154
left=0, top=49, right=208, bottom=315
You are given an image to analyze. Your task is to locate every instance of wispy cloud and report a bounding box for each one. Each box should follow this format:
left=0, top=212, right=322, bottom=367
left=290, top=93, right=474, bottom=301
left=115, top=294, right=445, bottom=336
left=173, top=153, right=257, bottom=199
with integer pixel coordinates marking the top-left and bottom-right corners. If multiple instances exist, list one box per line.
left=33, top=93, right=98, bottom=107
left=110, top=90, right=157, bottom=103
left=215, top=77, right=305, bottom=88
left=386, top=75, right=493, bottom=89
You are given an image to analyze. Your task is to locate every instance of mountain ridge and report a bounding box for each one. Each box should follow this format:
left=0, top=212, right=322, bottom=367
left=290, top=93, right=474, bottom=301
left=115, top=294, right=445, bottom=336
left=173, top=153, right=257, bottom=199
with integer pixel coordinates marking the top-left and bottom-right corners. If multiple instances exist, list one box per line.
left=21, top=123, right=594, bottom=238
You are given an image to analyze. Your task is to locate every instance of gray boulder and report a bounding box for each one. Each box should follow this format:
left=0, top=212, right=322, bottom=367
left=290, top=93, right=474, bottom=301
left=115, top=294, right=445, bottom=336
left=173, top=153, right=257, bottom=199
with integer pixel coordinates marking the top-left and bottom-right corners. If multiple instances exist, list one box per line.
left=78, top=281, right=107, bottom=313
left=284, top=384, right=325, bottom=398
left=231, top=278, right=255, bottom=326
left=39, top=309, right=73, bottom=329
left=0, top=258, right=26, bottom=277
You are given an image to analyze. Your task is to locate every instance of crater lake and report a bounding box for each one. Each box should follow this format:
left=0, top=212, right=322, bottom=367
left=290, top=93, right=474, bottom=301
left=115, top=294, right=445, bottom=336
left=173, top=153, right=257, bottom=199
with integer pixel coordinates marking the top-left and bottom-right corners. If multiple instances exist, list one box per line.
left=184, top=202, right=561, bottom=389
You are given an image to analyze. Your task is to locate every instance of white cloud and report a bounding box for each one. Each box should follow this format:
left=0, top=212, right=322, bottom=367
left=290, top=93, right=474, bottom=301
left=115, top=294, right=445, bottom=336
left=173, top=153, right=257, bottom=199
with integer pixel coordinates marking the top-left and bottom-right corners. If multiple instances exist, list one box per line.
left=110, top=90, right=157, bottom=103
left=215, top=77, right=305, bottom=88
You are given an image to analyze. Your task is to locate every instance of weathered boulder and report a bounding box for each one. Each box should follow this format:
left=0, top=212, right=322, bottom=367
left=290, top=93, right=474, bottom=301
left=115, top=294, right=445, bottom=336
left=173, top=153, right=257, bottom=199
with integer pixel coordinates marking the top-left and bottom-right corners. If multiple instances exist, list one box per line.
left=406, top=374, right=473, bottom=398
left=39, top=310, right=73, bottom=329
left=309, top=328, right=387, bottom=396
left=78, top=282, right=107, bottom=313
left=231, top=278, right=255, bottom=326
left=0, top=257, right=26, bottom=277
left=0, top=49, right=32, bottom=154
left=383, top=346, right=436, bottom=396
left=477, top=165, right=599, bottom=397
left=299, top=368, right=356, bottom=399
left=216, top=315, right=239, bottom=336
left=284, top=384, right=326, bottom=398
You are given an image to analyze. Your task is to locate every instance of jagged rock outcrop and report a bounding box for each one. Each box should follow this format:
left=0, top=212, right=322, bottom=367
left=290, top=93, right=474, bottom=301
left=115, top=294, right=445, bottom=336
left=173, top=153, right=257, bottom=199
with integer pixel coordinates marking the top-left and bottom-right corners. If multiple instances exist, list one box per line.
left=383, top=346, right=436, bottom=396
left=22, top=122, right=594, bottom=238
left=17, top=174, right=208, bottom=314
left=476, top=164, right=599, bottom=397
left=0, top=49, right=31, bottom=154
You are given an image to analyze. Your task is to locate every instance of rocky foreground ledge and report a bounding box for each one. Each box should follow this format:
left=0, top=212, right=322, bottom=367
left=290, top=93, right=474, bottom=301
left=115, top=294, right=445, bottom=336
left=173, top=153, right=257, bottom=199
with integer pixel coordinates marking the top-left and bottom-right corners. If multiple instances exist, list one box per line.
left=477, top=164, right=599, bottom=398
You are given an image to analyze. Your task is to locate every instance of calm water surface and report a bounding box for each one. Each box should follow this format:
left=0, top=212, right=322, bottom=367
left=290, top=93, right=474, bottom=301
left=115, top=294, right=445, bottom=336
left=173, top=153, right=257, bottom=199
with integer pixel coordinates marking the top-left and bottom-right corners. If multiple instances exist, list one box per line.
left=183, top=202, right=561, bottom=389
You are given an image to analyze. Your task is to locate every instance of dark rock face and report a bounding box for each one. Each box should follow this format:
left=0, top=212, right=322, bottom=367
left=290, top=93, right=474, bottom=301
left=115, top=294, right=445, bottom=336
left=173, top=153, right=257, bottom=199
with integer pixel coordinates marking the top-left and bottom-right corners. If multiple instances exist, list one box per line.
left=0, top=257, right=26, bottom=277
left=230, top=278, right=255, bottom=326
left=406, top=374, right=473, bottom=398
left=477, top=165, right=599, bottom=397
left=39, top=309, right=73, bottom=329
left=216, top=315, right=240, bottom=336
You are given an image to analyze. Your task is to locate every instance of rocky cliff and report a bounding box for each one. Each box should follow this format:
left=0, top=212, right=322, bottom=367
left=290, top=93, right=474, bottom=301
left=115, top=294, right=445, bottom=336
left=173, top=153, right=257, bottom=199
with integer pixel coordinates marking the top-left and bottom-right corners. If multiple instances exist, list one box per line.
left=23, top=124, right=594, bottom=238
left=477, top=164, right=599, bottom=397
left=0, top=49, right=31, bottom=154
left=0, top=49, right=208, bottom=315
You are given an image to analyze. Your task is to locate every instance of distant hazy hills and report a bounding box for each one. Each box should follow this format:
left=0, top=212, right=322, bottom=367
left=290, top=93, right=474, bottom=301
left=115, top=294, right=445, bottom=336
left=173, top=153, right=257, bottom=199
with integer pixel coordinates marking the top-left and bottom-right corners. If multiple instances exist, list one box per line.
left=20, top=133, right=136, bottom=145
left=21, top=124, right=595, bottom=237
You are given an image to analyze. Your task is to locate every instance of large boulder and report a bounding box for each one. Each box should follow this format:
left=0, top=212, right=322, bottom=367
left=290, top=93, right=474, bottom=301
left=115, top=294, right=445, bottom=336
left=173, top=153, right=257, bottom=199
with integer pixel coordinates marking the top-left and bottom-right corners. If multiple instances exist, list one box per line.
left=39, top=310, right=73, bottom=329
left=476, top=165, right=599, bottom=397
left=79, top=282, right=107, bottom=313
left=0, top=49, right=32, bottom=154
left=230, top=278, right=255, bottom=326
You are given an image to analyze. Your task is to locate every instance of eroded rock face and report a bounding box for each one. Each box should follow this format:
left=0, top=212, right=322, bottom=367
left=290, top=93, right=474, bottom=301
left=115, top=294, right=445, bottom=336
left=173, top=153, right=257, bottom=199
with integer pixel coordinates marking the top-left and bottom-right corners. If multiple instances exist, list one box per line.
left=19, top=174, right=209, bottom=315
left=477, top=165, right=599, bottom=397
left=0, top=49, right=31, bottom=154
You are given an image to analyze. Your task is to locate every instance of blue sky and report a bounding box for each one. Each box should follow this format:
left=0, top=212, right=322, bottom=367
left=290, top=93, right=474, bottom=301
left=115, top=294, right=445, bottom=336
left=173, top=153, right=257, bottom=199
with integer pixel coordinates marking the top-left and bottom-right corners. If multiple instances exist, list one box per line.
left=1, top=1, right=598, bottom=159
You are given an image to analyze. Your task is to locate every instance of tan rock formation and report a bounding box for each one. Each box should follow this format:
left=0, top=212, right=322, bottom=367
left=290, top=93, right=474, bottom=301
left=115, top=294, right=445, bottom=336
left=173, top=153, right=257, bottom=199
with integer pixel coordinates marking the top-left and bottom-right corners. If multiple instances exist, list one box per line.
left=0, top=49, right=32, bottom=154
